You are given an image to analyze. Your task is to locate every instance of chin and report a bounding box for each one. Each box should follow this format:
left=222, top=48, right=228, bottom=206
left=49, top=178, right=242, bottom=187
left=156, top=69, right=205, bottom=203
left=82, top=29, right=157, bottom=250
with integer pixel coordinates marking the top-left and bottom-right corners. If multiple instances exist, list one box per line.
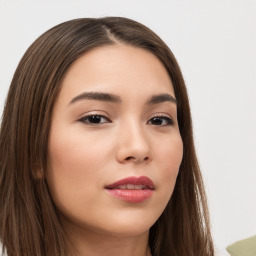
left=100, top=224, right=151, bottom=238
left=96, top=211, right=159, bottom=237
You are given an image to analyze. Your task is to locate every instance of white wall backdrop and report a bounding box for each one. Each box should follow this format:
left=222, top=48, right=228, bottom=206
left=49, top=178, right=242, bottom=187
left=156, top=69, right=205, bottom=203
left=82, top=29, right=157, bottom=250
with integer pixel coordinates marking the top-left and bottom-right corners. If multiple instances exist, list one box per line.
left=0, top=0, right=255, bottom=251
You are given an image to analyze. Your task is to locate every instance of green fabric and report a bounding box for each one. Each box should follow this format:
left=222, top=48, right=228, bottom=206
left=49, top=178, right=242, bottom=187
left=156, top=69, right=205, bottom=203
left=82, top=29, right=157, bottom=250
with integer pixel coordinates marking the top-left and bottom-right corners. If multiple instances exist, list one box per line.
left=227, top=236, right=256, bottom=256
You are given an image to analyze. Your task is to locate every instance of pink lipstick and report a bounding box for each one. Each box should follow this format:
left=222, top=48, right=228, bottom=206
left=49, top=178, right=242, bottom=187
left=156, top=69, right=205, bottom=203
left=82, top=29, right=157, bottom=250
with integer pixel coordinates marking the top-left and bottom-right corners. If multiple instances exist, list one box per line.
left=105, top=176, right=155, bottom=203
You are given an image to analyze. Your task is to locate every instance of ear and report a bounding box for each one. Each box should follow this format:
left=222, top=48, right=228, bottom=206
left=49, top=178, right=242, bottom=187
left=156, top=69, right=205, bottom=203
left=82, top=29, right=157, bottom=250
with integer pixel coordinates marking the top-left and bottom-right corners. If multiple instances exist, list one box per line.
left=32, top=163, right=44, bottom=180
left=34, top=169, right=44, bottom=180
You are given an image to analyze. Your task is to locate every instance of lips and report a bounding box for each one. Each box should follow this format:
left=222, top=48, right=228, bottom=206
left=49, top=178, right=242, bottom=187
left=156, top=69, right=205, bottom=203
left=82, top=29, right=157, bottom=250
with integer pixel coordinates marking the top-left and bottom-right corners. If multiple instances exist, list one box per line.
left=112, top=184, right=148, bottom=190
left=105, top=176, right=155, bottom=203
left=105, top=176, right=155, bottom=190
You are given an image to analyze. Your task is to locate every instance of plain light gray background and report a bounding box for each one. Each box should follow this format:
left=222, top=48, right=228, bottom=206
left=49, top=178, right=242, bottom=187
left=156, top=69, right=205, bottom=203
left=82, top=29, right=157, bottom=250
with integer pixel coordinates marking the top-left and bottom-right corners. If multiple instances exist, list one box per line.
left=0, top=0, right=255, bottom=251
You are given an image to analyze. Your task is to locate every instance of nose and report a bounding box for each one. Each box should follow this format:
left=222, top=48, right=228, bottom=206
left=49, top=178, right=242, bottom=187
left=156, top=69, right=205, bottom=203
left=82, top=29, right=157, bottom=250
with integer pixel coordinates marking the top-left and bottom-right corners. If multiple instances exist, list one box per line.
left=116, top=122, right=152, bottom=164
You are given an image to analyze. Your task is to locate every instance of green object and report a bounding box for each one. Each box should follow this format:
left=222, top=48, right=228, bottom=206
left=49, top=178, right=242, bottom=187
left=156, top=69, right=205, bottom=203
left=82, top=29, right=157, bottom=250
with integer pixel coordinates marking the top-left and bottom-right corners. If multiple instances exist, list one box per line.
left=227, top=236, right=256, bottom=256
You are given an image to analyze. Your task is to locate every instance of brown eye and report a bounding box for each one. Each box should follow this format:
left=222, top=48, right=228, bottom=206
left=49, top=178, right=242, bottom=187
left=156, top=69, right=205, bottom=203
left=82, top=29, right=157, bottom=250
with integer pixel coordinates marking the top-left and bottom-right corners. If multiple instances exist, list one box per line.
left=147, top=116, right=173, bottom=126
left=79, top=115, right=111, bottom=125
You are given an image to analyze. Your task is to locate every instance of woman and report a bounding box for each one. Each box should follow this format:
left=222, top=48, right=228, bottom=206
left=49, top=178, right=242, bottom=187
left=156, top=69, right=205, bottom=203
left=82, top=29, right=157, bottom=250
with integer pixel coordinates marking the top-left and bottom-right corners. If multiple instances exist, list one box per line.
left=0, top=17, right=214, bottom=256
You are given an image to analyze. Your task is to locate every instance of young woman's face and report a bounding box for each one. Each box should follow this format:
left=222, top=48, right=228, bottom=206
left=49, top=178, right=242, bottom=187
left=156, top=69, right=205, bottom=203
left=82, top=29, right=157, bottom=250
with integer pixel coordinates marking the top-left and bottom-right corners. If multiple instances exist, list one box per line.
left=47, top=45, right=183, bottom=238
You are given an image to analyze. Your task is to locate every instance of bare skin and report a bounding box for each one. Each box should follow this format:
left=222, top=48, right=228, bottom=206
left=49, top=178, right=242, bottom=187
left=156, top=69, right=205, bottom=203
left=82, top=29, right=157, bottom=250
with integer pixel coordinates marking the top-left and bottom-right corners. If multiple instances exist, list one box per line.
left=47, top=44, right=183, bottom=255
left=65, top=220, right=152, bottom=256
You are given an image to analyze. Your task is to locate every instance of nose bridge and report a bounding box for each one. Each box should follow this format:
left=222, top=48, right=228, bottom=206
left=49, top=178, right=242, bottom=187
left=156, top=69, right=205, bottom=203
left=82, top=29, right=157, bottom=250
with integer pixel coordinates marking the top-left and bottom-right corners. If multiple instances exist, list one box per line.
left=125, top=120, right=148, bottom=147
left=117, top=116, right=151, bottom=163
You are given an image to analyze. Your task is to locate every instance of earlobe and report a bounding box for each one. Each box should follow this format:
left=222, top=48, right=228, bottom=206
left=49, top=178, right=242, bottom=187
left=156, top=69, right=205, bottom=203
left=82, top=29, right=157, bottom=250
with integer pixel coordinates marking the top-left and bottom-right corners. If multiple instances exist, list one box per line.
left=34, top=169, right=44, bottom=180
left=32, top=163, right=45, bottom=180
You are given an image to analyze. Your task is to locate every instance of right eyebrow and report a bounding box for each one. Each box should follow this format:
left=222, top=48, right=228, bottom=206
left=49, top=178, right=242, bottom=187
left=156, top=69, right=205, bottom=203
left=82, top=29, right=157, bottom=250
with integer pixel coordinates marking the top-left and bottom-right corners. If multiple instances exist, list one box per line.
left=146, top=93, right=177, bottom=105
left=69, top=92, right=121, bottom=104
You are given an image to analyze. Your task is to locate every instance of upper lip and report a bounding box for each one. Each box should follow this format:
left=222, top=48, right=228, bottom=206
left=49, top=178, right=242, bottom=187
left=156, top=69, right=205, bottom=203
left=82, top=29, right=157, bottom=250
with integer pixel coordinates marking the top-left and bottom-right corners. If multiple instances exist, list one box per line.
left=105, top=176, right=155, bottom=190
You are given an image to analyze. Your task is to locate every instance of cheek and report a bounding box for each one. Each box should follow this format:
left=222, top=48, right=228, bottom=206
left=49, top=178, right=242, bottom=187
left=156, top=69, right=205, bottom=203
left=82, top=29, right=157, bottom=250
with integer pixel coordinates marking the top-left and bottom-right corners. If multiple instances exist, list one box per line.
left=46, top=132, right=109, bottom=225
left=156, top=136, right=183, bottom=196
left=47, top=127, right=111, bottom=175
left=46, top=130, right=105, bottom=204
left=46, top=124, right=117, bottom=202
left=160, top=135, right=183, bottom=172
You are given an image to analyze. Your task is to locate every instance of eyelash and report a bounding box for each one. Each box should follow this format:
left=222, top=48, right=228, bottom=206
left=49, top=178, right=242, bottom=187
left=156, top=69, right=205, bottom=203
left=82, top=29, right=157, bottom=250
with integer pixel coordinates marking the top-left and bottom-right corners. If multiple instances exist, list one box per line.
left=78, top=115, right=111, bottom=125
left=147, top=116, right=174, bottom=126
left=78, top=114, right=174, bottom=126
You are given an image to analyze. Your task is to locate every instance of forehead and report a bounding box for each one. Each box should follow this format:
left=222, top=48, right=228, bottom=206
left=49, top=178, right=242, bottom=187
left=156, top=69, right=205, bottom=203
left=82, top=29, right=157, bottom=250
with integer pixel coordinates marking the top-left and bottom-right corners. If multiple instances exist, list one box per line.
left=59, top=44, right=175, bottom=102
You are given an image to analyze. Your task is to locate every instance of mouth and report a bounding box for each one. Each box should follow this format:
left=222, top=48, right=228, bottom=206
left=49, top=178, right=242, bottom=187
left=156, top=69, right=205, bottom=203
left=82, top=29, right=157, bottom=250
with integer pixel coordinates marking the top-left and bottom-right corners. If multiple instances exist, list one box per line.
left=105, top=176, right=155, bottom=203
left=109, top=184, right=149, bottom=190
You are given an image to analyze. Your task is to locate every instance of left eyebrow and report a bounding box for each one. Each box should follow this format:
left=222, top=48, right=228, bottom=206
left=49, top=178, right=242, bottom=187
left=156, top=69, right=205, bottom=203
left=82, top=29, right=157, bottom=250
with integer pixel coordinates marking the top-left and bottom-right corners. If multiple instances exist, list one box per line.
left=146, top=93, right=177, bottom=105
left=69, top=92, right=121, bottom=104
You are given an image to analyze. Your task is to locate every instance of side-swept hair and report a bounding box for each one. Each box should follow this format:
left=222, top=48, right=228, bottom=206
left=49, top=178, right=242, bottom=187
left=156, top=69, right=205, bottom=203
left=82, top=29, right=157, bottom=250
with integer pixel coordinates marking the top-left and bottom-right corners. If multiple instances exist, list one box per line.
left=0, top=17, right=214, bottom=256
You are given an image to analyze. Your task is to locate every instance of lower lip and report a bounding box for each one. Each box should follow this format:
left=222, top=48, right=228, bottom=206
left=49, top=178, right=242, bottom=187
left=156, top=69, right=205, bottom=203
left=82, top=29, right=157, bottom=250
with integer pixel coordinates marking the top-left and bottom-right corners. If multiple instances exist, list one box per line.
left=106, top=189, right=153, bottom=203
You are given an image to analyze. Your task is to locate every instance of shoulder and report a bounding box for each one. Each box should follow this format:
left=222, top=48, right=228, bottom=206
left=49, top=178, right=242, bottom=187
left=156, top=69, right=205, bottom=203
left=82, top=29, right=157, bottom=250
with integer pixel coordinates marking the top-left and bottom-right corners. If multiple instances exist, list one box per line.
left=227, top=236, right=256, bottom=256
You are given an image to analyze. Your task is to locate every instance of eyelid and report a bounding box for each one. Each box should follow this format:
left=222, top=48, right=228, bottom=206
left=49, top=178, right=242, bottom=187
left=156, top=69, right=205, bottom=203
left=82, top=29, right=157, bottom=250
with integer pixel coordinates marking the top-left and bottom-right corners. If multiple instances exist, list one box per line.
left=147, top=114, right=174, bottom=126
left=149, top=112, right=173, bottom=120
left=78, top=113, right=112, bottom=125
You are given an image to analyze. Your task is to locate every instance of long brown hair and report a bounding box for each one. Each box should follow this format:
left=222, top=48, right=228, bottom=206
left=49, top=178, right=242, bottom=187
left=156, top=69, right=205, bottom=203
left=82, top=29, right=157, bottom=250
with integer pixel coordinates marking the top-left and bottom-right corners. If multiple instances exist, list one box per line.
left=0, top=17, right=214, bottom=256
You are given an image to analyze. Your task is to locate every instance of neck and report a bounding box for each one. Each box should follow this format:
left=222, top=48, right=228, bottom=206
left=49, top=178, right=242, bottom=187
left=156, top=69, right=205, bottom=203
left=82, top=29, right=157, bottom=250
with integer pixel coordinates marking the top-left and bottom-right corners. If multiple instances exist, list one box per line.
left=64, top=221, right=152, bottom=256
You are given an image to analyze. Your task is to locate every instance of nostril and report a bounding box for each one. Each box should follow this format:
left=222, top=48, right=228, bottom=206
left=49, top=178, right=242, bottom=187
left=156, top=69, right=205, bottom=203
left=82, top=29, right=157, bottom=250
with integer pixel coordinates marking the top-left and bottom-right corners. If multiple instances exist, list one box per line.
left=126, top=156, right=135, bottom=161
left=125, top=156, right=150, bottom=162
